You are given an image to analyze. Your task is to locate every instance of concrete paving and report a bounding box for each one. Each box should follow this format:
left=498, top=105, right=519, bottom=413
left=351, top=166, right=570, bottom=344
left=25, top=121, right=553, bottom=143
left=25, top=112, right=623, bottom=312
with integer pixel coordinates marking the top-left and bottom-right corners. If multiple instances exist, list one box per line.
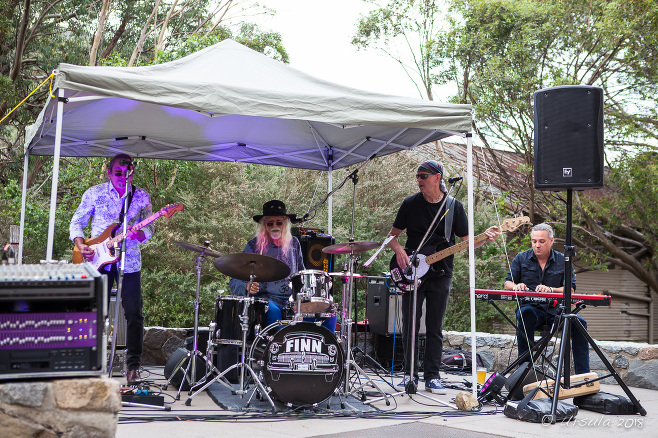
left=114, top=366, right=655, bottom=438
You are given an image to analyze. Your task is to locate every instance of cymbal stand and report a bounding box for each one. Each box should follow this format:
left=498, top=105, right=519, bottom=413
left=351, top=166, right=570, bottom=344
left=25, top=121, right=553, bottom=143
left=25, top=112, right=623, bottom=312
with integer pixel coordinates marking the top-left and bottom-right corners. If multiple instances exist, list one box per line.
left=165, top=243, right=210, bottom=400
left=185, top=268, right=278, bottom=413
left=337, top=169, right=390, bottom=403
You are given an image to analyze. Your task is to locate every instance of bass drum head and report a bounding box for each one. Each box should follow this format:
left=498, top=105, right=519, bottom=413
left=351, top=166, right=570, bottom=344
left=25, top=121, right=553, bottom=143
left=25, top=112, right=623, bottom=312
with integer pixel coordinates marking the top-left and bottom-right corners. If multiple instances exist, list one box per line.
left=261, top=322, right=344, bottom=406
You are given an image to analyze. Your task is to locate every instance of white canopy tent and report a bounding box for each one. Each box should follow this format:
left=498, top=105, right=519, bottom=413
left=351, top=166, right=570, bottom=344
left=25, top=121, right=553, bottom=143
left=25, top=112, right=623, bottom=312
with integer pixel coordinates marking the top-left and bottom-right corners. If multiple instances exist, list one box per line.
left=21, top=39, right=480, bottom=394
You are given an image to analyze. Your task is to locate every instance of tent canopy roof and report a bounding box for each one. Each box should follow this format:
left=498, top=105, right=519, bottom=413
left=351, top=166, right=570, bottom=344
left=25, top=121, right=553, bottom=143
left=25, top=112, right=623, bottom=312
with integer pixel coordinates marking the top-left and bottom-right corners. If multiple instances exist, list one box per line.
left=25, top=39, right=472, bottom=170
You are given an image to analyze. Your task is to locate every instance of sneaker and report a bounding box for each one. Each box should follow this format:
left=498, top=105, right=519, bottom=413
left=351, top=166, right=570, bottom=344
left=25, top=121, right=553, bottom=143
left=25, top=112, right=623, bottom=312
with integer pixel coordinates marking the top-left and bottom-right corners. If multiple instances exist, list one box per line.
left=397, top=375, right=419, bottom=387
left=425, top=378, right=447, bottom=394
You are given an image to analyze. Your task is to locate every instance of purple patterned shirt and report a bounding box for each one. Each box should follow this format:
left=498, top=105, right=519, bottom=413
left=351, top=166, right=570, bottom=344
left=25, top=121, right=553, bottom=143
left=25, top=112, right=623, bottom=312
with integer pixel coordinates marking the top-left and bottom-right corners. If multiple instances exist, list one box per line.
left=69, top=181, right=153, bottom=273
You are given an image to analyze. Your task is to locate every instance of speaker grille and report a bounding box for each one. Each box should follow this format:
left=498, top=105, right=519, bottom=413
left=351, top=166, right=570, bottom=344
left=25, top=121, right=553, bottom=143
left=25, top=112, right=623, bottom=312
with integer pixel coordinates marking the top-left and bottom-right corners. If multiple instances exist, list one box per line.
left=292, top=229, right=334, bottom=272
left=534, top=85, right=604, bottom=190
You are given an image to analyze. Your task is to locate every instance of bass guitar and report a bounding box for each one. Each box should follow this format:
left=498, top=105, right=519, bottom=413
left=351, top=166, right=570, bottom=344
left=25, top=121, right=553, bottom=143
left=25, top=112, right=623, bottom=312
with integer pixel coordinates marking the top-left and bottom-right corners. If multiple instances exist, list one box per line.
left=389, top=216, right=531, bottom=291
left=72, top=202, right=184, bottom=270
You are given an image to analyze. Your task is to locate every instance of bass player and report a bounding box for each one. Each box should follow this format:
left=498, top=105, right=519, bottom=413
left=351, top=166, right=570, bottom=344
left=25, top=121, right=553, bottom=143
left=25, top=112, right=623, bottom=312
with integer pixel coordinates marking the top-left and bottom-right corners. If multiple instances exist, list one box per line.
left=387, top=160, right=499, bottom=394
left=69, top=153, right=153, bottom=386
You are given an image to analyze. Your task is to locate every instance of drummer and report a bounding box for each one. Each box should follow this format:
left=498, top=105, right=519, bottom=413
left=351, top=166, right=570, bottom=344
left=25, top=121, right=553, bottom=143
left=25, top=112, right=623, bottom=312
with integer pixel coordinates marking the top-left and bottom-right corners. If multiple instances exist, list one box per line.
left=229, top=200, right=337, bottom=333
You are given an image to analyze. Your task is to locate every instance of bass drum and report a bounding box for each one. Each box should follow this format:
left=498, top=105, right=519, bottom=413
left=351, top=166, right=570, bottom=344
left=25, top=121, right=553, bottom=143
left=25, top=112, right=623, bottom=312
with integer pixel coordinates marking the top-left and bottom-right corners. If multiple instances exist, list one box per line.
left=250, top=321, right=344, bottom=406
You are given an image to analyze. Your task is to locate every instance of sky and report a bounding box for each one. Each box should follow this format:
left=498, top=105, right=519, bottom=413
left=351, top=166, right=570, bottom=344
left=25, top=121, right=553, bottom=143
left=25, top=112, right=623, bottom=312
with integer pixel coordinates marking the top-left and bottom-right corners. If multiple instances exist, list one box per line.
left=256, top=0, right=424, bottom=100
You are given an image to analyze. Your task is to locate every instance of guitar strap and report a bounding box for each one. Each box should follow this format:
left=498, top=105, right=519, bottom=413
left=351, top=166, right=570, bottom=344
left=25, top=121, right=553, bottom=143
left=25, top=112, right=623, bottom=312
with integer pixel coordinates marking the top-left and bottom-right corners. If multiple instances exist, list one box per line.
left=444, top=196, right=456, bottom=239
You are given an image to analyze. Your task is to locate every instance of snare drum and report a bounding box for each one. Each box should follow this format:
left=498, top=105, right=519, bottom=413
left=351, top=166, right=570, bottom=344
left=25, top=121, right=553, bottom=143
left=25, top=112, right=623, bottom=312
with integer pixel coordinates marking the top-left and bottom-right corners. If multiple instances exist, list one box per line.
left=249, top=321, right=344, bottom=406
left=290, top=269, right=333, bottom=314
left=214, top=296, right=268, bottom=345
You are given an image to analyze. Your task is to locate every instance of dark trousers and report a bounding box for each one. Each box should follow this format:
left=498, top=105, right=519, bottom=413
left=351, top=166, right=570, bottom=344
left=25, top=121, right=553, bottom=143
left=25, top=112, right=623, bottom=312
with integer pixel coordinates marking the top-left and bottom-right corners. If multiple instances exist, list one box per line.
left=106, top=266, right=144, bottom=371
left=401, top=275, right=452, bottom=380
left=516, top=305, right=590, bottom=374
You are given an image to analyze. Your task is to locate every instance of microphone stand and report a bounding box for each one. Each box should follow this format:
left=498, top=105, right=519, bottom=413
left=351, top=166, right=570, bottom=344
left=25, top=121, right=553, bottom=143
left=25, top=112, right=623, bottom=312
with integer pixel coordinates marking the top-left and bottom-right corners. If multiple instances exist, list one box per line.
left=366, top=181, right=459, bottom=409
left=298, top=154, right=376, bottom=223
left=108, top=169, right=133, bottom=379
left=107, top=169, right=163, bottom=411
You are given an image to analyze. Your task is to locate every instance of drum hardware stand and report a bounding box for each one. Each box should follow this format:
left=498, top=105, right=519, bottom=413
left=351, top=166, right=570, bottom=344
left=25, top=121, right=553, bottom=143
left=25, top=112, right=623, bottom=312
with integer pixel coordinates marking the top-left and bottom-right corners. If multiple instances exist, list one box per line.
left=165, top=242, right=212, bottom=400
left=185, top=269, right=278, bottom=414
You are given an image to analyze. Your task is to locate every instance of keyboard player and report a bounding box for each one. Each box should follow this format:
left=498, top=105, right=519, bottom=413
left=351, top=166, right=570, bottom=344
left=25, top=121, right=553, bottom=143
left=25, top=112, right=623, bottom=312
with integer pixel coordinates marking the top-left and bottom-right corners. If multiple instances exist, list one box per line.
left=504, top=223, right=590, bottom=374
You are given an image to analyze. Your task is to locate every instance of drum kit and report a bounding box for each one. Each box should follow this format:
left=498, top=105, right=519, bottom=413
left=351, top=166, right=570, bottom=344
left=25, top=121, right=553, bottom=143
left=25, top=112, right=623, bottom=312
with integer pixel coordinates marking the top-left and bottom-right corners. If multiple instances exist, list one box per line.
left=168, top=237, right=388, bottom=411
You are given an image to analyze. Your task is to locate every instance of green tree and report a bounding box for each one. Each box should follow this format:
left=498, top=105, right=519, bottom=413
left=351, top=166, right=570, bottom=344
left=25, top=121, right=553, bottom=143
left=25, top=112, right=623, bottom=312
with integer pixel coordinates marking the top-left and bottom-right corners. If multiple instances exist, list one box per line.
left=354, top=0, right=658, bottom=301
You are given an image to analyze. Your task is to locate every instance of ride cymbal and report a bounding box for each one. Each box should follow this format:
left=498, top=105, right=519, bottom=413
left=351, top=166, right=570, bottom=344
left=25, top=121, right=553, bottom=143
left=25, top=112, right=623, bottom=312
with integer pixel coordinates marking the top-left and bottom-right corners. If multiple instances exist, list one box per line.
left=213, top=253, right=290, bottom=282
left=321, top=241, right=379, bottom=254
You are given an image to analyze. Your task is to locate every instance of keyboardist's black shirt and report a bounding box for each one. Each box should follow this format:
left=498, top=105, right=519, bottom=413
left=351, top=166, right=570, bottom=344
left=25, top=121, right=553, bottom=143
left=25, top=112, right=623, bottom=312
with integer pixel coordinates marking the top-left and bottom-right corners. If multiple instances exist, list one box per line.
left=505, top=248, right=576, bottom=314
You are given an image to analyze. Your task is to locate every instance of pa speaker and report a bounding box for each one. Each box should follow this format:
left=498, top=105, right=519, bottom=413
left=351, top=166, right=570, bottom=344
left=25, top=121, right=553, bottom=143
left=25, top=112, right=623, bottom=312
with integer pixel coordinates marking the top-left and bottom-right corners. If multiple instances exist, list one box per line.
left=534, top=85, right=604, bottom=190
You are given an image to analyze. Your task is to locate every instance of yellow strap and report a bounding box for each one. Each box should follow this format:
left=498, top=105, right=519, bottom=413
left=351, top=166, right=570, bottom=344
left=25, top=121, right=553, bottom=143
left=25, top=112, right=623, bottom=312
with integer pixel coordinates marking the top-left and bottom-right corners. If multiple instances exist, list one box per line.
left=0, top=72, right=56, bottom=125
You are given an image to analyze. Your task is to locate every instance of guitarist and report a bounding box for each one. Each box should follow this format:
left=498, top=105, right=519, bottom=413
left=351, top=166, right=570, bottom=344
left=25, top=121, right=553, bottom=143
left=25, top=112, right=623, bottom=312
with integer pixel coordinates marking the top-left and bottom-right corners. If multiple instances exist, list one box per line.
left=69, top=153, right=153, bottom=386
left=387, top=160, right=499, bottom=395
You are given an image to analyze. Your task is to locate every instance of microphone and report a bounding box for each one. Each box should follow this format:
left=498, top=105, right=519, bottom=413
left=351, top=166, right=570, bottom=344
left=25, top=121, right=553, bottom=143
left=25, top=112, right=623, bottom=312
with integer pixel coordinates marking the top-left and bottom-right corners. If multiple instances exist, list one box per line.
left=448, top=176, right=463, bottom=184
left=119, top=159, right=135, bottom=169
left=291, top=214, right=308, bottom=224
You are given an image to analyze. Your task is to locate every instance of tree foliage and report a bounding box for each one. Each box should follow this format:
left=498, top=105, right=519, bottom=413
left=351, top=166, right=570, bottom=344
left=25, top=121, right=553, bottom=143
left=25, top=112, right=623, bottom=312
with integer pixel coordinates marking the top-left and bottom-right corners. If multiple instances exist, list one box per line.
left=1, top=1, right=509, bottom=330
left=354, top=0, right=658, bottom=299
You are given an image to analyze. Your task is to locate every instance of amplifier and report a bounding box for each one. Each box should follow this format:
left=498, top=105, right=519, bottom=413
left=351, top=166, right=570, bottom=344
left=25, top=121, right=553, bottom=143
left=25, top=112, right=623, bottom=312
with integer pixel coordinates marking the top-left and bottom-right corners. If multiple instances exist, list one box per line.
left=109, top=291, right=127, bottom=347
left=292, top=228, right=334, bottom=272
left=0, top=263, right=106, bottom=380
left=366, top=277, right=426, bottom=335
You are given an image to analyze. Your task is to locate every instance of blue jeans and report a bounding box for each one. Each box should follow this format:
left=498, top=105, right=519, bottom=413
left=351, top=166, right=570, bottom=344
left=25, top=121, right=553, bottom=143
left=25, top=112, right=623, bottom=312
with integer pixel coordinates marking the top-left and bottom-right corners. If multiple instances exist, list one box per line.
left=401, top=276, right=452, bottom=380
left=516, top=305, right=590, bottom=374
left=265, top=300, right=336, bottom=333
left=105, top=267, right=143, bottom=371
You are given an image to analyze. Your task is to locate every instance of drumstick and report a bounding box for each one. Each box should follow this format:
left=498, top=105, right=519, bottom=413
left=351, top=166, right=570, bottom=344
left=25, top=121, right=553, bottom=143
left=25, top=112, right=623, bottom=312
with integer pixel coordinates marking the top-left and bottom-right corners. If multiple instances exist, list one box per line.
left=363, top=236, right=394, bottom=268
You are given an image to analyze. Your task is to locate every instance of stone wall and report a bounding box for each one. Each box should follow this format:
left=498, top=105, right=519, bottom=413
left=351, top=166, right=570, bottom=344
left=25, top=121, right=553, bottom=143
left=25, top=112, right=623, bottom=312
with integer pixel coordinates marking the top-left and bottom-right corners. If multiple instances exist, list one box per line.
left=0, top=377, right=121, bottom=438
left=140, top=327, right=658, bottom=391
left=445, top=331, right=658, bottom=390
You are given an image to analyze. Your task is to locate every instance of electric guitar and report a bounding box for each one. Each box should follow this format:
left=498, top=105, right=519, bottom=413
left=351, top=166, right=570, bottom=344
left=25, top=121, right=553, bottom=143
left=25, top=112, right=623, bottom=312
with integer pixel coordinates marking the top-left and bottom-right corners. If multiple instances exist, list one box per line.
left=389, top=216, right=531, bottom=291
left=72, top=203, right=184, bottom=270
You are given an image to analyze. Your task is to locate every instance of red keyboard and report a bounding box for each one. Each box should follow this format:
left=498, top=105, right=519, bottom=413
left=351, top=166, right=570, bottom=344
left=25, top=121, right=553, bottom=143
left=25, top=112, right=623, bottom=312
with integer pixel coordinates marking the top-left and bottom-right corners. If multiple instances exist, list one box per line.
left=474, top=289, right=611, bottom=307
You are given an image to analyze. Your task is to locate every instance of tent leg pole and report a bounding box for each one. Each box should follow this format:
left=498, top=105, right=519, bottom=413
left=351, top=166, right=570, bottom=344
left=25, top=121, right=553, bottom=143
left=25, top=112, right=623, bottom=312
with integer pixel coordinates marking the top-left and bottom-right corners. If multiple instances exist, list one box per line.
left=466, top=133, right=478, bottom=397
left=18, top=150, right=30, bottom=264
left=45, top=88, right=65, bottom=261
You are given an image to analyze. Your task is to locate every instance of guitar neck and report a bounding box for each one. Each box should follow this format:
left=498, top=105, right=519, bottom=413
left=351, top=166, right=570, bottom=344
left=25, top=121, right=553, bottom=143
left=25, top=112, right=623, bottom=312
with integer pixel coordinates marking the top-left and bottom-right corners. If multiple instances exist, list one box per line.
left=425, top=232, right=488, bottom=265
left=108, top=210, right=163, bottom=246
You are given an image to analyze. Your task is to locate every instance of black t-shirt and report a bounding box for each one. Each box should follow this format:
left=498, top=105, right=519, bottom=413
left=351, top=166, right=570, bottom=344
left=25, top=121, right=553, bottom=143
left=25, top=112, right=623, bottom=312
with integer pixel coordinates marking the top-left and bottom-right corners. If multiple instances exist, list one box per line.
left=392, top=192, right=468, bottom=277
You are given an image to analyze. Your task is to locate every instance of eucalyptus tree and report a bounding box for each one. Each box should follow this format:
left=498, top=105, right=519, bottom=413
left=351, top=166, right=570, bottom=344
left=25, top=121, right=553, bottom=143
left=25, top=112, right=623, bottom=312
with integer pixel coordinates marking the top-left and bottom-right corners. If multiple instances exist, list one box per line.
left=353, top=0, right=658, bottom=295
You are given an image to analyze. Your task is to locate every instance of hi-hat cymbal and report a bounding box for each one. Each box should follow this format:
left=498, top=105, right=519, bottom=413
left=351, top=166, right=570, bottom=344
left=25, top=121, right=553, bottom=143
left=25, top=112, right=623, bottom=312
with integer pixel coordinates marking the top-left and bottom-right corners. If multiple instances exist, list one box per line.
left=213, top=253, right=291, bottom=282
left=174, top=241, right=222, bottom=258
left=322, top=241, right=380, bottom=254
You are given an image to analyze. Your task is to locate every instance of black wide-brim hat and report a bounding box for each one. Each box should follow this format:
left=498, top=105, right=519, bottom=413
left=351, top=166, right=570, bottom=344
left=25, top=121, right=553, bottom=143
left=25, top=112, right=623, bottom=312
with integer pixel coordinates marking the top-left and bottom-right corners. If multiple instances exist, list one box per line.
left=253, top=199, right=297, bottom=223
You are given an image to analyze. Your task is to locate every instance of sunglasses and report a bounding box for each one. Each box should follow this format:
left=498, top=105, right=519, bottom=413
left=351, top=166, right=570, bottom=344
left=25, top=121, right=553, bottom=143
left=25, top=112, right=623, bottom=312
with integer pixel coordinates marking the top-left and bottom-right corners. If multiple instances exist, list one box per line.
left=113, top=171, right=132, bottom=177
left=265, top=220, right=285, bottom=227
left=416, top=173, right=432, bottom=180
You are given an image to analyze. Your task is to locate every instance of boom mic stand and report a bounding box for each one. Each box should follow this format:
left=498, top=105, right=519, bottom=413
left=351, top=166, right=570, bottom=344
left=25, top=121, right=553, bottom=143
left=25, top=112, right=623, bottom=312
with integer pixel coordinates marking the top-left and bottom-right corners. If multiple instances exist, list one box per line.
left=366, top=182, right=458, bottom=409
left=539, top=190, right=646, bottom=422
left=109, top=169, right=167, bottom=411
left=339, top=169, right=391, bottom=403
left=108, top=170, right=133, bottom=379
left=165, top=244, right=212, bottom=401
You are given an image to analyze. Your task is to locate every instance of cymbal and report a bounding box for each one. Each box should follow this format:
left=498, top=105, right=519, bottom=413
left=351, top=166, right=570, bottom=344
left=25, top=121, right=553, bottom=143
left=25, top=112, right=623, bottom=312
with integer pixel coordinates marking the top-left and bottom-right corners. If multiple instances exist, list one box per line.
left=322, top=241, right=380, bottom=254
left=174, top=241, right=222, bottom=258
left=328, top=271, right=368, bottom=278
left=213, top=253, right=290, bottom=282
